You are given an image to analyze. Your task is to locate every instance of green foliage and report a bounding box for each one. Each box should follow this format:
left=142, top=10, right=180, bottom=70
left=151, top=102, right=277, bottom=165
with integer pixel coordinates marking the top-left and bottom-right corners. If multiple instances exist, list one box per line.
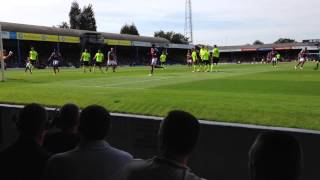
left=120, top=23, right=140, bottom=35
left=58, top=22, right=70, bottom=29
left=69, top=1, right=81, bottom=29
left=253, top=40, right=264, bottom=45
left=68, top=1, right=97, bottom=31
left=1, top=63, right=320, bottom=130
left=154, top=30, right=189, bottom=44
left=80, top=4, right=97, bottom=31
left=274, top=38, right=296, bottom=44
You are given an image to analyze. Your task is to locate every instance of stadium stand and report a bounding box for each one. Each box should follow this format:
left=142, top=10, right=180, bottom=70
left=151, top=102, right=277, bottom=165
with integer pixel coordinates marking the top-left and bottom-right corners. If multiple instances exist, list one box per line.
left=1, top=22, right=194, bottom=67
left=219, top=42, right=319, bottom=63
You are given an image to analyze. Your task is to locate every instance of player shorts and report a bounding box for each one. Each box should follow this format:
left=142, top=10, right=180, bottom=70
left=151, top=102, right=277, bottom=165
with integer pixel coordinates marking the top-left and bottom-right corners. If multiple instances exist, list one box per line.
left=187, top=60, right=192, bottom=64
left=271, top=57, right=277, bottom=62
left=95, top=62, right=103, bottom=67
left=299, top=57, right=306, bottom=62
left=30, top=60, right=36, bottom=65
left=83, top=61, right=90, bottom=66
left=26, top=62, right=32, bottom=69
left=53, top=60, right=59, bottom=67
left=203, top=60, right=210, bottom=65
left=107, top=60, right=117, bottom=66
left=192, top=59, right=198, bottom=64
left=151, top=58, right=158, bottom=66
left=212, top=57, right=220, bottom=64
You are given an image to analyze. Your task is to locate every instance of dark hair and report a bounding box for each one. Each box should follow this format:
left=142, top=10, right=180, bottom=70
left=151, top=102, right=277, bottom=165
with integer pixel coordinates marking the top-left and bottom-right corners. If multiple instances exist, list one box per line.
left=159, top=110, right=200, bottom=156
left=249, top=131, right=303, bottom=180
left=56, top=104, right=80, bottom=131
left=18, top=103, right=48, bottom=138
left=78, top=105, right=110, bottom=141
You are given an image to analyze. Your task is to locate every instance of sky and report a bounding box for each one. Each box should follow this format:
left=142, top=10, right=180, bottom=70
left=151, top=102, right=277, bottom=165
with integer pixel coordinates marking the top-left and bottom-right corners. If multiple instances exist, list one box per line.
left=0, top=0, right=319, bottom=45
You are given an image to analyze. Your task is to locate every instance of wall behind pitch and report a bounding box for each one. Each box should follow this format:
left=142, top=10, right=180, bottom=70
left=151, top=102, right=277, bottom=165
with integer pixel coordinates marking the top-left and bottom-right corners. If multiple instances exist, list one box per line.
left=1, top=104, right=320, bottom=180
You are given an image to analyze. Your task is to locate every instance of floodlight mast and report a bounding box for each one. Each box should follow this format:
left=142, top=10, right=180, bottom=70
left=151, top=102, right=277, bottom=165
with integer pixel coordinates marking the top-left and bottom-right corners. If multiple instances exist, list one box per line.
left=0, top=22, right=5, bottom=82
left=184, top=0, right=193, bottom=43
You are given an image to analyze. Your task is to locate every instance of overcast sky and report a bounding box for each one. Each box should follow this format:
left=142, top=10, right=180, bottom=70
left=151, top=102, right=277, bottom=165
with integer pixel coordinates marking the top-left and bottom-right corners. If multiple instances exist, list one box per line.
left=0, top=0, right=319, bottom=45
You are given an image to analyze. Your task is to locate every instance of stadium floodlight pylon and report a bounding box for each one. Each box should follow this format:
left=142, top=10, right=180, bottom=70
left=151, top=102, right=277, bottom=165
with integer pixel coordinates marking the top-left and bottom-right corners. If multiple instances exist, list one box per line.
left=0, top=22, right=5, bottom=82
left=184, top=0, right=193, bottom=43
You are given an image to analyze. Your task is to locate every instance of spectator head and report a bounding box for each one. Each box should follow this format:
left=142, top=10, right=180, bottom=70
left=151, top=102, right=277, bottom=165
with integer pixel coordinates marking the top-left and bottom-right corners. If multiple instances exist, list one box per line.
left=18, top=103, right=48, bottom=139
left=56, top=103, right=80, bottom=132
left=78, top=105, right=111, bottom=141
left=249, top=131, right=302, bottom=180
left=159, top=110, right=200, bottom=157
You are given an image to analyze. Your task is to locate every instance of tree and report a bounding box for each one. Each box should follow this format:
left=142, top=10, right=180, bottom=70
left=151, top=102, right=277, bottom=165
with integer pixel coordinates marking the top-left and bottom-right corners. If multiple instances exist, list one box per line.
left=120, top=23, right=139, bottom=35
left=253, top=40, right=264, bottom=45
left=58, top=22, right=70, bottom=29
left=80, top=4, right=97, bottom=31
left=274, top=38, right=296, bottom=44
left=154, top=30, right=172, bottom=41
left=171, top=33, right=189, bottom=44
left=69, top=1, right=81, bottom=29
left=154, top=31, right=189, bottom=44
left=68, top=1, right=97, bottom=31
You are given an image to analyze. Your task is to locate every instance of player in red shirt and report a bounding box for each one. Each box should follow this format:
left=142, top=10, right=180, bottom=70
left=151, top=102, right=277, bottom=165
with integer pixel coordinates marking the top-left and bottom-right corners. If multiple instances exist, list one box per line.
left=295, top=47, right=308, bottom=70
left=48, top=49, right=62, bottom=74
left=270, top=49, right=278, bottom=68
left=186, top=50, right=192, bottom=68
left=149, top=44, right=163, bottom=76
left=106, top=48, right=118, bottom=72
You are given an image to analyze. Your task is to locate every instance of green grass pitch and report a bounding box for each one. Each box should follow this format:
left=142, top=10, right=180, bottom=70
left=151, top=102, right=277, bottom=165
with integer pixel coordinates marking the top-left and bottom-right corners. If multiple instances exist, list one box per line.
left=0, top=62, right=319, bottom=130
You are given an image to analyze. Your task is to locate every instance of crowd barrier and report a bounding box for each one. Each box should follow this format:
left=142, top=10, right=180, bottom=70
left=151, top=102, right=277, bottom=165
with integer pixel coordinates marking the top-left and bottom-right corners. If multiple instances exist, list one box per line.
left=1, top=104, right=320, bottom=180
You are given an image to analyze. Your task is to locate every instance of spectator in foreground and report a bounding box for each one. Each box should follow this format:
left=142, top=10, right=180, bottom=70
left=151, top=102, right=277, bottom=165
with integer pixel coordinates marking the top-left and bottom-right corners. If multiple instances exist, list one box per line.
left=44, top=105, right=133, bottom=180
left=43, top=103, right=80, bottom=154
left=113, top=110, right=206, bottom=180
left=0, top=103, right=50, bottom=180
left=249, top=131, right=303, bottom=180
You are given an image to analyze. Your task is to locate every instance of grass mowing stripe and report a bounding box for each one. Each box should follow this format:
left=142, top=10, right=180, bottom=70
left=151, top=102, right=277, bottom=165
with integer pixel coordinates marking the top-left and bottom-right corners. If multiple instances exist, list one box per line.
left=0, top=62, right=319, bottom=130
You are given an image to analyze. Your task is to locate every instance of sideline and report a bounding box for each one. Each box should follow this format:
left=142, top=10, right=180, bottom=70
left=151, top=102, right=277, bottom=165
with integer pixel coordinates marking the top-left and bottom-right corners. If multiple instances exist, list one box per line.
left=1, top=103, right=320, bottom=135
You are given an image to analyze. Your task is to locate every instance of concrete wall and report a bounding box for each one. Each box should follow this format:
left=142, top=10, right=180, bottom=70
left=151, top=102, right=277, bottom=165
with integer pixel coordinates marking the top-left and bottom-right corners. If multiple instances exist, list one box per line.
left=1, top=104, right=320, bottom=180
